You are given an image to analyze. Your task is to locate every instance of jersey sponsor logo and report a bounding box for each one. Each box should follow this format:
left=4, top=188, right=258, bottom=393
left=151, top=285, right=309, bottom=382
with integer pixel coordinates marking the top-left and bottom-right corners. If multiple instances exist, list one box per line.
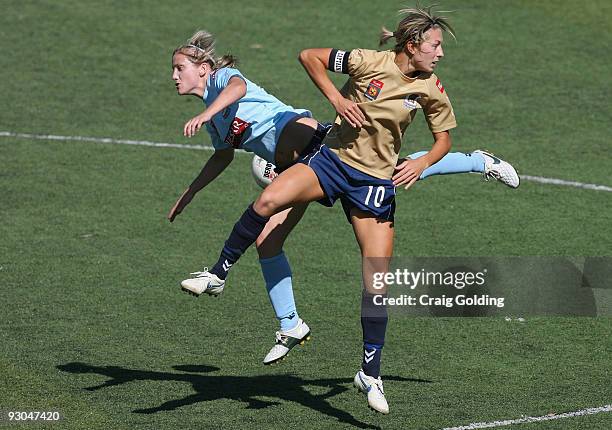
left=225, top=117, right=251, bottom=148
left=364, top=79, right=384, bottom=100
left=435, top=78, right=445, bottom=93
left=403, top=93, right=422, bottom=110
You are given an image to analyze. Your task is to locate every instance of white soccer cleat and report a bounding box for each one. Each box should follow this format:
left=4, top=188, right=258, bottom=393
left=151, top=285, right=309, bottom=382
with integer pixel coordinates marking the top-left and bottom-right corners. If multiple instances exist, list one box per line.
left=263, top=318, right=311, bottom=365
left=473, top=150, right=520, bottom=189
left=180, top=269, right=225, bottom=297
left=353, top=369, right=389, bottom=414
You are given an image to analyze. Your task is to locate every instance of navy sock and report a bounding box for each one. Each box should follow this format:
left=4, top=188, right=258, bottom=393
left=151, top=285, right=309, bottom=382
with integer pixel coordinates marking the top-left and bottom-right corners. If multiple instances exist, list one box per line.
left=361, top=292, right=388, bottom=378
left=210, top=203, right=269, bottom=280
left=362, top=342, right=383, bottom=378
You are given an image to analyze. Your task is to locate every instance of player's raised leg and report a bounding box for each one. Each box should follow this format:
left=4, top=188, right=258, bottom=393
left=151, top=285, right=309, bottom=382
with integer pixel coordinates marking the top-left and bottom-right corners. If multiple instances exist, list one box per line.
left=410, top=150, right=520, bottom=188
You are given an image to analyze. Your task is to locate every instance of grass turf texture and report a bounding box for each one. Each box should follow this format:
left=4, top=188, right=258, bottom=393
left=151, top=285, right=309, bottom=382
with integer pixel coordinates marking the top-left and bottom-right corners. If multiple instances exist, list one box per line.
left=1, top=0, right=611, bottom=429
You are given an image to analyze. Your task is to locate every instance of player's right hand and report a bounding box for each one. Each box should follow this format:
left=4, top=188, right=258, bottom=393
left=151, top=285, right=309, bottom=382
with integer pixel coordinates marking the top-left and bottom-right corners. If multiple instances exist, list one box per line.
left=332, top=97, right=365, bottom=128
left=393, top=157, right=428, bottom=189
left=168, top=189, right=194, bottom=222
left=183, top=111, right=211, bottom=137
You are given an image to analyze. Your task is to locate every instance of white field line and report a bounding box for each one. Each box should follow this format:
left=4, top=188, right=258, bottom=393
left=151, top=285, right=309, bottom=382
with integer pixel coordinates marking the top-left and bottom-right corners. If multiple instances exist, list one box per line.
left=440, top=404, right=612, bottom=430
left=0, top=131, right=235, bottom=153
left=521, top=175, right=612, bottom=192
left=2, top=131, right=611, bottom=193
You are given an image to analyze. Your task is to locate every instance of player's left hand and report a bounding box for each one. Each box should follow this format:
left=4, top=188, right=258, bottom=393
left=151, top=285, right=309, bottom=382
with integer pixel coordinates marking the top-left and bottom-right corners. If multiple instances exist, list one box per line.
left=183, top=112, right=211, bottom=137
left=392, top=157, right=428, bottom=189
left=168, top=188, right=194, bottom=222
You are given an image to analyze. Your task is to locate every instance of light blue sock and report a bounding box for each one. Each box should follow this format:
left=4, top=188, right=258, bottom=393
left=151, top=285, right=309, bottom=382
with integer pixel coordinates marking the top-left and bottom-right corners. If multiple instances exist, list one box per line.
left=260, top=252, right=299, bottom=331
left=409, top=151, right=485, bottom=180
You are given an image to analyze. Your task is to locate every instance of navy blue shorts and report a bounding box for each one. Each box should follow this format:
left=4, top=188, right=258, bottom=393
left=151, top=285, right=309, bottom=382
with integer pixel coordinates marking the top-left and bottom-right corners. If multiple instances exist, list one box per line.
left=299, top=145, right=396, bottom=223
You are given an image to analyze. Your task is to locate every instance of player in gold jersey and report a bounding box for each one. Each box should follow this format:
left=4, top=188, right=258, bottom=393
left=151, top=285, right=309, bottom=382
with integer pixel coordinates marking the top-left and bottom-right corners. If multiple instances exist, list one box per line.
left=293, top=8, right=457, bottom=413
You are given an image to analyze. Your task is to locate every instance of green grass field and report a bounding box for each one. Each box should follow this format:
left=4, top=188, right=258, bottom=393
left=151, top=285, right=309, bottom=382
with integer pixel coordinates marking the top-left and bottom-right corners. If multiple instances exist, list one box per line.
left=1, top=1, right=611, bottom=429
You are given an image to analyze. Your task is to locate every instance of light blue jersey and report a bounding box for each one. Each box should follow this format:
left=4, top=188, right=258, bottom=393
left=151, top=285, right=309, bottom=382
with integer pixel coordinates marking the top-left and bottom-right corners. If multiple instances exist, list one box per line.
left=203, top=67, right=311, bottom=162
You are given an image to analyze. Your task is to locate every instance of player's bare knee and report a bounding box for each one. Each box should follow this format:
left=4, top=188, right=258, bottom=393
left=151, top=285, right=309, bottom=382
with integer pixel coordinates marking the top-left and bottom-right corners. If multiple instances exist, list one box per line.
left=254, top=191, right=281, bottom=217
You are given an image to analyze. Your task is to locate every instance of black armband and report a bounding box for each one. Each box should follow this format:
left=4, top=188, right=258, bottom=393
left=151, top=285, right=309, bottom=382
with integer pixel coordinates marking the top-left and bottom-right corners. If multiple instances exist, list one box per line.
left=328, top=49, right=350, bottom=74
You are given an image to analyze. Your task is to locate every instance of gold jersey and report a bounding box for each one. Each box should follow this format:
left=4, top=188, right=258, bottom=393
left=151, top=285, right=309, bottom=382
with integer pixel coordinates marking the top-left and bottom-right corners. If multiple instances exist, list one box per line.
left=323, top=49, right=457, bottom=179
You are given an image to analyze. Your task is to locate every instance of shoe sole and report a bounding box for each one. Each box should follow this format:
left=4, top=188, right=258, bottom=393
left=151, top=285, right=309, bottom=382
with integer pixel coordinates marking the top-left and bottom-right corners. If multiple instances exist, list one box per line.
left=263, top=332, right=311, bottom=366
left=180, top=285, right=222, bottom=297
left=368, top=405, right=389, bottom=414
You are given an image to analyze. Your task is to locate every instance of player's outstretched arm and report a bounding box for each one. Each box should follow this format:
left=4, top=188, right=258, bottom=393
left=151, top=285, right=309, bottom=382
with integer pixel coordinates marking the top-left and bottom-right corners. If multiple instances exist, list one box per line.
left=168, top=148, right=235, bottom=222
left=392, top=130, right=451, bottom=189
left=298, top=48, right=365, bottom=128
left=183, top=76, right=247, bottom=137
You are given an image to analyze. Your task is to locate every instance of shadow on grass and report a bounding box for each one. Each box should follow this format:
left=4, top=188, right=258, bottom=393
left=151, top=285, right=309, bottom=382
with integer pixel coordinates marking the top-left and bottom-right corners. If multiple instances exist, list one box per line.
left=58, top=362, right=433, bottom=429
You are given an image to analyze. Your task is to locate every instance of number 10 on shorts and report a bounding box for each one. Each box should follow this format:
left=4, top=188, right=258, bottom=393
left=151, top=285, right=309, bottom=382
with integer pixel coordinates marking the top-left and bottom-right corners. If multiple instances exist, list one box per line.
left=364, top=186, right=385, bottom=208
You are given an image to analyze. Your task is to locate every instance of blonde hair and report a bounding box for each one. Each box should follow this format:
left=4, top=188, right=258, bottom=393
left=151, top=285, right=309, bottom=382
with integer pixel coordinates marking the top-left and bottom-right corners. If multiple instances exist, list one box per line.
left=379, top=5, right=455, bottom=52
left=173, top=30, right=237, bottom=69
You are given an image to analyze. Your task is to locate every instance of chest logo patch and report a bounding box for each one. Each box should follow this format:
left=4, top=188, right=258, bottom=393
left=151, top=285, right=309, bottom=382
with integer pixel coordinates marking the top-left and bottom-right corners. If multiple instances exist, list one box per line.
left=435, top=78, right=445, bottom=93
left=364, top=79, right=384, bottom=100
left=403, top=94, right=422, bottom=110
left=225, top=117, right=251, bottom=148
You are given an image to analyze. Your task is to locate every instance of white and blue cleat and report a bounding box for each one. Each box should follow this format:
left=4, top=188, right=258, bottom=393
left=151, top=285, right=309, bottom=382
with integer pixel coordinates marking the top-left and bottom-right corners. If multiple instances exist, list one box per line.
left=354, top=369, right=389, bottom=414
left=263, top=319, right=311, bottom=365
left=180, top=269, right=225, bottom=297
left=474, top=150, right=520, bottom=189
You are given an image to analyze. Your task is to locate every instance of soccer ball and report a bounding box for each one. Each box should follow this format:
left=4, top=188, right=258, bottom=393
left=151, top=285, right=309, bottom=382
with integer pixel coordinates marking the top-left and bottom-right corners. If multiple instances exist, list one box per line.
left=251, top=155, right=278, bottom=189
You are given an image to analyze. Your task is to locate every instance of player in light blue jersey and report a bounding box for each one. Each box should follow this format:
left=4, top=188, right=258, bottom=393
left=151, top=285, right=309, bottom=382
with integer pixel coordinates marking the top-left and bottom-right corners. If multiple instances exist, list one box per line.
left=200, top=66, right=311, bottom=163
left=168, top=30, right=321, bottom=353
left=168, top=30, right=519, bottom=373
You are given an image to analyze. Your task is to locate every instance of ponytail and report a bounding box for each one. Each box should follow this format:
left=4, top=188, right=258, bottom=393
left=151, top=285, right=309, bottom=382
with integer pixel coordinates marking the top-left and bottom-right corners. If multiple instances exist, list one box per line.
left=379, top=6, right=455, bottom=52
left=174, top=30, right=238, bottom=69
left=379, top=27, right=395, bottom=47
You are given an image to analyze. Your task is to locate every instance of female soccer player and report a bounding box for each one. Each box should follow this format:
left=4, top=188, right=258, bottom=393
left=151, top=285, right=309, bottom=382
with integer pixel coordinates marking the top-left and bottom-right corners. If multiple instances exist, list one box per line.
left=170, top=29, right=517, bottom=371
left=172, top=7, right=498, bottom=414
